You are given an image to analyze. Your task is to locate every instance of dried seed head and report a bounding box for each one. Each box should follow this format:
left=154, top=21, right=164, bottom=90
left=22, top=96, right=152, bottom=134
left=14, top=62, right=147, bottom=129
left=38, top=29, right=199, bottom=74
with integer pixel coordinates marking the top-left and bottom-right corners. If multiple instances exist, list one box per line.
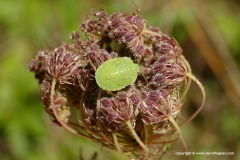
left=139, top=89, right=179, bottom=125
left=109, top=13, right=145, bottom=56
left=80, top=10, right=109, bottom=40
left=29, top=10, right=205, bottom=160
left=98, top=94, right=138, bottom=131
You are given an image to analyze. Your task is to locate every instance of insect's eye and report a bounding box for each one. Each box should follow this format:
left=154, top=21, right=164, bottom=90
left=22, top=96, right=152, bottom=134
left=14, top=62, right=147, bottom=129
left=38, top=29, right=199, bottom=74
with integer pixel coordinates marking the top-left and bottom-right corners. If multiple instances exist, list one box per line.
left=95, top=57, right=140, bottom=91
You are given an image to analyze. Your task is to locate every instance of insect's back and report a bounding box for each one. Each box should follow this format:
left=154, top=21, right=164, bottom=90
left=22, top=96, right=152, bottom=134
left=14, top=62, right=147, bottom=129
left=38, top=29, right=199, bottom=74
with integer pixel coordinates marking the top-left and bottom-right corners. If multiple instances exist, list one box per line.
left=95, top=57, right=140, bottom=91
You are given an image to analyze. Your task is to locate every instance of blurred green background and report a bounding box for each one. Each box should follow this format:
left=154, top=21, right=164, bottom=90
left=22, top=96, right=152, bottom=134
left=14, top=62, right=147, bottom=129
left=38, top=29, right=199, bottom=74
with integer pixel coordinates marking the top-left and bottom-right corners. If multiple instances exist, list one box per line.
left=0, top=0, right=240, bottom=160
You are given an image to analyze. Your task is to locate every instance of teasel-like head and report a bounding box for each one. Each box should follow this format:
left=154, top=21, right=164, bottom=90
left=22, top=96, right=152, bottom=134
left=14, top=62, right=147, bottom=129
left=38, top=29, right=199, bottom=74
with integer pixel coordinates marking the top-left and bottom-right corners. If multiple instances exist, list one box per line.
left=29, top=10, right=205, bottom=160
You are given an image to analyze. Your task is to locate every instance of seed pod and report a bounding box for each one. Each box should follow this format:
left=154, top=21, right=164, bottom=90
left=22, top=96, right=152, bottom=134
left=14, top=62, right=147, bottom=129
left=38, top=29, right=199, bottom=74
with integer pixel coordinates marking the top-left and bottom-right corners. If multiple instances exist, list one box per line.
left=95, top=57, right=140, bottom=91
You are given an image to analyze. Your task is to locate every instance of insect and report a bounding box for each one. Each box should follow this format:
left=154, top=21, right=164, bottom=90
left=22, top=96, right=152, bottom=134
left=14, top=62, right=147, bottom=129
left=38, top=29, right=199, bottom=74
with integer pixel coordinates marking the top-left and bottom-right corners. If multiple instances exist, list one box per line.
left=95, top=57, right=140, bottom=91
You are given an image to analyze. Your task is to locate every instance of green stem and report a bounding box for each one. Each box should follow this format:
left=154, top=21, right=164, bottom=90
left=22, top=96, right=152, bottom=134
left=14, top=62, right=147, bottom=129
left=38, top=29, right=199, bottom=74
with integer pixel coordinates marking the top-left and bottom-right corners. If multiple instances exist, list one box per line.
left=179, top=55, right=192, bottom=103
left=182, top=73, right=206, bottom=125
left=50, top=79, right=79, bottom=135
left=168, top=116, right=188, bottom=152
left=113, top=133, right=122, bottom=153
left=126, top=120, right=150, bottom=158
left=168, top=116, right=192, bottom=160
left=143, top=124, right=149, bottom=144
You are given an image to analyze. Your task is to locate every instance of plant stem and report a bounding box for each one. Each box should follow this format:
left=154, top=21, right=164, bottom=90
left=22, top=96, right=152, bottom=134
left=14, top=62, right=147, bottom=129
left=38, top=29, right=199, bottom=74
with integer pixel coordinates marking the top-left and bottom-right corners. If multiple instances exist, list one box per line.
left=96, top=88, right=102, bottom=118
left=168, top=116, right=188, bottom=151
left=144, top=124, right=149, bottom=144
left=141, top=29, right=163, bottom=37
left=179, top=55, right=192, bottom=102
left=50, top=79, right=79, bottom=135
left=126, top=120, right=150, bottom=158
left=182, top=73, right=206, bottom=125
left=113, top=133, right=122, bottom=153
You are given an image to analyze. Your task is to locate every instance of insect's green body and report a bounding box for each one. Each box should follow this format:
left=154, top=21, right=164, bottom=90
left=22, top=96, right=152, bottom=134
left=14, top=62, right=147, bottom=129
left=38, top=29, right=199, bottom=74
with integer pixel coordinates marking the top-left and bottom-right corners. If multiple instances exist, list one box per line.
left=95, top=57, right=140, bottom=91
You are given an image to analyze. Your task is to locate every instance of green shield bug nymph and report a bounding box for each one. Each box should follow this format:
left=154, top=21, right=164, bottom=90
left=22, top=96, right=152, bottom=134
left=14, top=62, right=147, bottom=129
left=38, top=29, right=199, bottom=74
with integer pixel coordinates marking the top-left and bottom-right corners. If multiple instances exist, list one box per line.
left=95, top=57, right=140, bottom=91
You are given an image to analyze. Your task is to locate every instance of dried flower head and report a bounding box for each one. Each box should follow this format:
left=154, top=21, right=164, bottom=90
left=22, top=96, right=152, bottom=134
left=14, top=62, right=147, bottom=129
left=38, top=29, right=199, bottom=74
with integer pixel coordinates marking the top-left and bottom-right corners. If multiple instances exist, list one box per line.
left=29, top=10, right=205, bottom=160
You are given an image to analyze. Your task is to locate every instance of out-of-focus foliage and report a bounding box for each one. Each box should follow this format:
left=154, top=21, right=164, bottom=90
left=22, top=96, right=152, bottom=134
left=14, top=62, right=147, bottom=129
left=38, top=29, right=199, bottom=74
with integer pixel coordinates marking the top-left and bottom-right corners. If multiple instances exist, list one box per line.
left=0, top=0, right=239, bottom=160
